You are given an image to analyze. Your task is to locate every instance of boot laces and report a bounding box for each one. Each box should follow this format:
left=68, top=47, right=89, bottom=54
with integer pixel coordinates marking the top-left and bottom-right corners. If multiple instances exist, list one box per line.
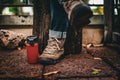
left=43, top=37, right=61, bottom=54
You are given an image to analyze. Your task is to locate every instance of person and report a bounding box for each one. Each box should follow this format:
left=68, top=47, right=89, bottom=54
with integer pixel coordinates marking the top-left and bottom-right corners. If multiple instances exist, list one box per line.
left=39, top=0, right=93, bottom=64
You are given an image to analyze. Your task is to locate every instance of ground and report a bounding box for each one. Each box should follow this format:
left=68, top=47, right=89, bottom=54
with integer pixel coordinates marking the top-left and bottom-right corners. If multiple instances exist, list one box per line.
left=0, top=45, right=120, bottom=80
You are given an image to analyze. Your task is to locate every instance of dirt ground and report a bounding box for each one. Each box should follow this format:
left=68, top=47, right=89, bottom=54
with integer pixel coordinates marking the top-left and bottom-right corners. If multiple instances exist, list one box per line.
left=0, top=45, right=120, bottom=80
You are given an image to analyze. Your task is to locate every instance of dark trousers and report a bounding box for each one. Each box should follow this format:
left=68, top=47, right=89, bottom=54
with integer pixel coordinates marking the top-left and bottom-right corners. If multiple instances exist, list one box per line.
left=49, top=0, right=69, bottom=38
left=49, top=0, right=93, bottom=38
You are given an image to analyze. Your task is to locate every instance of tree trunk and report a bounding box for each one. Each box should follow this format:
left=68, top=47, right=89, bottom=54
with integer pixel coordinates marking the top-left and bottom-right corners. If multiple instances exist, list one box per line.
left=33, top=0, right=50, bottom=53
left=104, top=0, right=114, bottom=43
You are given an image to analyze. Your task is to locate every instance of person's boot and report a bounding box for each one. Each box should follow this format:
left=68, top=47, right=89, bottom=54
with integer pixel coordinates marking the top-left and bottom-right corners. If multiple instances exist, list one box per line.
left=39, top=37, right=65, bottom=65
left=62, top=0, right=93, bottom=25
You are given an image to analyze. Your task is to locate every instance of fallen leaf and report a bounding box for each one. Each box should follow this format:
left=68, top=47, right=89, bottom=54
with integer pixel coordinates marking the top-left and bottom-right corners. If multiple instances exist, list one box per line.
left=43, top=70, right=60, bottom=76
left=91, top=68, right=101, bottom=75
left=94, top=57, right=102, bottom=60
left=92, top=71, right=100, bottom=75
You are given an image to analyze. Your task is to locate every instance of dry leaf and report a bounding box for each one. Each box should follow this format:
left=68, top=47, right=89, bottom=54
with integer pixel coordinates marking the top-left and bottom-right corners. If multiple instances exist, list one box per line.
left=43, top=70, right=60, bottom=76
left=94, top=57, right=102, bottom=60
left=91, top=68, right=101, bottom=75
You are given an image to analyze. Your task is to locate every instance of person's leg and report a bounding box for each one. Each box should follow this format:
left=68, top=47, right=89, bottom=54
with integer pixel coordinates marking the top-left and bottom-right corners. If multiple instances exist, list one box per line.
left=39, top=0, right=93, bottom=65
left=49, top=0, right=69, bottom=38
left=60, top=0, right=93, bottom=55
left=39, top=0, right=69, bottom=64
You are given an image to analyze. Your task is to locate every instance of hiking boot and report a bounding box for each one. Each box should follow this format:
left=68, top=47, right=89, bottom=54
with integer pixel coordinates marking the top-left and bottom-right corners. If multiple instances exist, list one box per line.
left=62, top=0, right=93, bottom=18
left=62, top=0, right=93, bottom=25
left=39, top=37, right=65, bottom=65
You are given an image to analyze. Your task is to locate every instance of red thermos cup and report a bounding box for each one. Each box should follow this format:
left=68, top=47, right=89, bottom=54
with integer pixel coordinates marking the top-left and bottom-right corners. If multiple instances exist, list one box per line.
left=26, top=36, right=38, bottom=64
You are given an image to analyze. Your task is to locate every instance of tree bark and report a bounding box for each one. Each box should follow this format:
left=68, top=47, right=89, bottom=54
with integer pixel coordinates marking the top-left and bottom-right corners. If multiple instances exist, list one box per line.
left=33, top=0, right=50, bottom=53
left=104, top=0, right=114, bottom=43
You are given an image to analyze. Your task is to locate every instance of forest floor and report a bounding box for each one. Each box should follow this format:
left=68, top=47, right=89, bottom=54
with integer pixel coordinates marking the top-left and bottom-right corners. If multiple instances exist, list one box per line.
left=0, top=45, right=120, bottom=80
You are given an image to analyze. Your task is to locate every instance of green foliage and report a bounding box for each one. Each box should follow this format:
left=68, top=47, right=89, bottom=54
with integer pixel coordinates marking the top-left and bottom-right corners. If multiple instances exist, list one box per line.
left=93, top=6, right=104, bottom=15
left=9, top=7, right=18, bottom=15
